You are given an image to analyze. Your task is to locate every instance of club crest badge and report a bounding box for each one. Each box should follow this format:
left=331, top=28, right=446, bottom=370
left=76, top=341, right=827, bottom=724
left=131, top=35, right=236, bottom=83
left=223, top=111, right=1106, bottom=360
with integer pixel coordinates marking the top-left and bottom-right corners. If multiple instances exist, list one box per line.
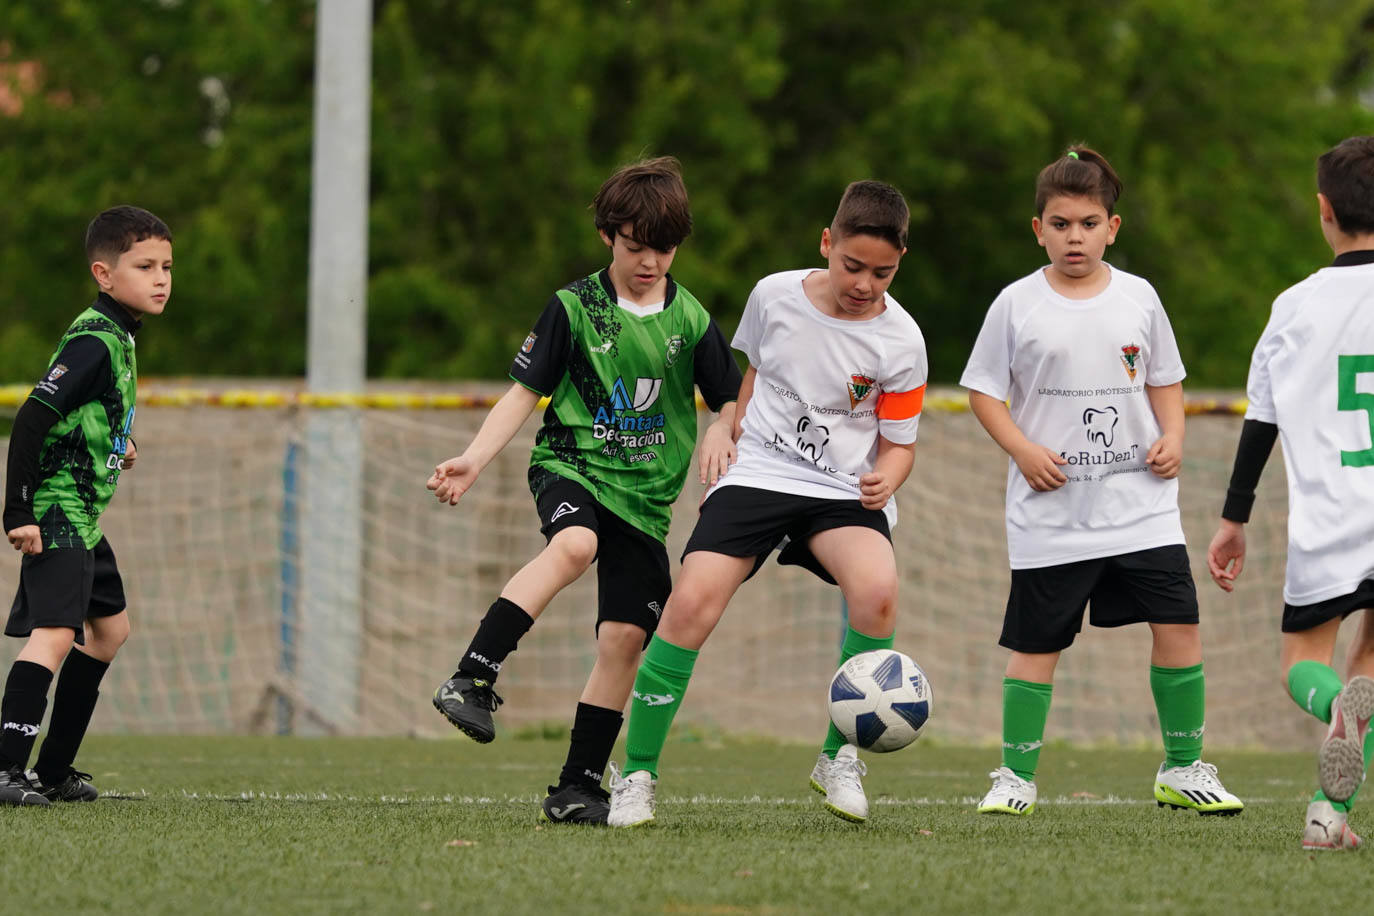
left=521, top=332, right=537, bottom=354
left=46, top=364, right=68, bottom=382
left=1120, top=343, right=1140, bottom=381
left=847, top=373, right=877, bottom=410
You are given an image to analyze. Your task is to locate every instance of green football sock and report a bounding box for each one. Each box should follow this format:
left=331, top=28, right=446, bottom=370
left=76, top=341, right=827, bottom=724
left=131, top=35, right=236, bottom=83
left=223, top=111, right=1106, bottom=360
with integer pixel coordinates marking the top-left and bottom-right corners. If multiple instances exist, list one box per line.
left=1151, top=663, right=1206, bottom=769
left=623, top=635, right=698, bottom=779
left=1002, top=678, right=1053, bottom=781
left=1287, top=660, right=1342, bottom=723
left=821, top=626, right=895, bottom=759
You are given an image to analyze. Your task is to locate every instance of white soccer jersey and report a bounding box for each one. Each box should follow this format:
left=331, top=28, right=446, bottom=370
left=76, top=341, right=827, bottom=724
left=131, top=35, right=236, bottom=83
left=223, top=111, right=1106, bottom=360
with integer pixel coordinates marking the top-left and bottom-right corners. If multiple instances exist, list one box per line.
left=712, top=269, right=928, bottom=527
left=960, top=265, right=1187, bottom=569
left=1245, top=260, right=1374, bottom=604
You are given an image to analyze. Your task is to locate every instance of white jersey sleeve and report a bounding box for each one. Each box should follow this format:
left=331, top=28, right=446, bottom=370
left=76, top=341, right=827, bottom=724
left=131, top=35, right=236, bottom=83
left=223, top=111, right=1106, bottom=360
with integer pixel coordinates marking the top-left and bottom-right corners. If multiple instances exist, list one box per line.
left=876, top=326, right=928, bottom=445
left=959, top=289, right=1014, bottom=400
left=732, top=283, right=767, bottom=367
left=1145, top=287, right=1186, bottom=387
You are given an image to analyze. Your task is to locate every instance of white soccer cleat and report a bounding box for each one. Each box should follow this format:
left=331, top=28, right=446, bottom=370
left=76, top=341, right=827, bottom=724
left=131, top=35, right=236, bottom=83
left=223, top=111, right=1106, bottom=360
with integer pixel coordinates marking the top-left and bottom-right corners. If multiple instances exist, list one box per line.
left=1302, top=799, right=1363, bottom=851
left=1153, top=760, right=1244, bottom=815
left=810, top=744, right=869, bottom=823
left=1319, top=675, right=1374, bottom=804
left=977, top=766, right=1037, bottom=815
left=606, top=763, right=656, bottom=828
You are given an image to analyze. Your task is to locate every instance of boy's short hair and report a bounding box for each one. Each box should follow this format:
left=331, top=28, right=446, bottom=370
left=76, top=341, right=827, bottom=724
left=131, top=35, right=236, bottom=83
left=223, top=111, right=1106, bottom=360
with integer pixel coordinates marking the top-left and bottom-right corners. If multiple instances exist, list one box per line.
left=85, top=205, right=172, bottom=265
left=1318, top=136, right=1374, bottom=234
left=593, top=156, right=692, bottom=252
left=831, top=180, right=909, bottom=250
left=1035, top=146, right=1124, bottom=215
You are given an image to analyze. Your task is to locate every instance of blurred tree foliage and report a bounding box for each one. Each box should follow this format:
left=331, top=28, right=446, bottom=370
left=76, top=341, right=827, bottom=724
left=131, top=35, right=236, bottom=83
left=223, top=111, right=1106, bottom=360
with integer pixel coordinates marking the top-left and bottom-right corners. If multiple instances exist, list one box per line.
left=2, top=0, right=1373, bottom=384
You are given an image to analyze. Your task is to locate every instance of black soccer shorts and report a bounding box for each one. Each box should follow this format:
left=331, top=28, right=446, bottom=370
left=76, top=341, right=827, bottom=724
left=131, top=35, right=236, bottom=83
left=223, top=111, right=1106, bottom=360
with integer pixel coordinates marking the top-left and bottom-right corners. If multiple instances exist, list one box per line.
left=1000, top=544, right=1199, bottom=653
left=7, top=537, right=126, bottom=646
left=1282, top=579, right=1374, bottom=633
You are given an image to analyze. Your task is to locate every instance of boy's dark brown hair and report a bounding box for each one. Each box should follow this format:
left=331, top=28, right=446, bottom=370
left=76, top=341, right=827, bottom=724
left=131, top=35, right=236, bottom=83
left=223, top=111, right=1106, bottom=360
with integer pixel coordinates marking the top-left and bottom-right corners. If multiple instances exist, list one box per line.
left=86, top=205, right=172, bottom=264
left=1035, top=146, right=1124, bottom=215
left=593, top=156, right=692, bottom=252
left=1318, top=136, right=1374, bottom=235
left=831, top=180, right=909, bottom=250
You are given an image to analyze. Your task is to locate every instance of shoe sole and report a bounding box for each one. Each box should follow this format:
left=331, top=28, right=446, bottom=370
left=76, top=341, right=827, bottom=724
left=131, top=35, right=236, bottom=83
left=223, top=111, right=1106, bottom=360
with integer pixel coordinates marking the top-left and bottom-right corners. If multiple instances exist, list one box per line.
left=1155, top=799, right=1243, bottom=816
left=0, top=794, right=51, bottom=807
left=823, top=801, right=866, bottom=823
left=1153, top=784, right=1244, bottom=816
left=977, top=802, right=1034, bottom=815
left=608, top=815, right=655, bottom=828
left=1319, top=676, right=1374, bottom=803
left=431, top=694, right=495, bottom=744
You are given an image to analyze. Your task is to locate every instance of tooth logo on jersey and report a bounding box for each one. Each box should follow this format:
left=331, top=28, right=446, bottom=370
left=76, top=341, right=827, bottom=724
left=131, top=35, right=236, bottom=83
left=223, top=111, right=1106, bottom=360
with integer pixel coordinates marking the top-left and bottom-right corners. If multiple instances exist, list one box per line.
left=611, top=377, right=662, bottom=412
left=795, top=415, right=830, bottom=462
left=1082, top=406, right=1119, bottom=448
left=1120, top=343, right=1141, bottom=381
left=847, top=373, right=876, bottom=409
left=521, top=332, right=538, bottom=354
left=664, top=334, right=684, bottom=368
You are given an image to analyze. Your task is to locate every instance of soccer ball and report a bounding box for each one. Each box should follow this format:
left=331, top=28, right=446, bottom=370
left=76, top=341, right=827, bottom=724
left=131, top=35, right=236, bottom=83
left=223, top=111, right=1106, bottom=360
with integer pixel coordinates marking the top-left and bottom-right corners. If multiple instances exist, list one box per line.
left=827, top=649, right=932, bottom=752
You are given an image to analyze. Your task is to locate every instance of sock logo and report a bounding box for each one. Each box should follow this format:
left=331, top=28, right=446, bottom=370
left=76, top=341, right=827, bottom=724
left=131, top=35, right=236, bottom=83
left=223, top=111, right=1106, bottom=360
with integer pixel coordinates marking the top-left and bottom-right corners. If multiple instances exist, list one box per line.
left=1307, top=687, right=1317, bottom=715
left=467, top=652, right=501, bottom=673
left=1164, top=725, right=1205, bottom=739
left=633, top=690, right=674, bottom=707
left=1002, top=740, right=1042, bottom=754
left=550, top=502, right=580, bottom=523
left=2, top=721, right=40, bottom=738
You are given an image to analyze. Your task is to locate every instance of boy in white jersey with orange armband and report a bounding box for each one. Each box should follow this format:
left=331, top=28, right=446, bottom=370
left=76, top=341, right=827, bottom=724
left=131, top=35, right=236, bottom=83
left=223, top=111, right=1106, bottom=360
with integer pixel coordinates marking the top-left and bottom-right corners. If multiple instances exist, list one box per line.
left=1208, top=136, right=1374, bottom=850
left=961, top=146, right=1242, bottom=818
left=607, top=180, right=928, bottom=827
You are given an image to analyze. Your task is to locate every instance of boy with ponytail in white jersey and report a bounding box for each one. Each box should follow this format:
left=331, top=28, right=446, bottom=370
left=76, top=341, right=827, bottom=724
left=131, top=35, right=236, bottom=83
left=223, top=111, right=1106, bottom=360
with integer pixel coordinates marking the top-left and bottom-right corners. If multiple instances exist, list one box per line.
left=1208, top=136, right=1374, bottom=850
left=607, top=180, right=928, bottom=828
left=961, top=146, right=1242, bottom=817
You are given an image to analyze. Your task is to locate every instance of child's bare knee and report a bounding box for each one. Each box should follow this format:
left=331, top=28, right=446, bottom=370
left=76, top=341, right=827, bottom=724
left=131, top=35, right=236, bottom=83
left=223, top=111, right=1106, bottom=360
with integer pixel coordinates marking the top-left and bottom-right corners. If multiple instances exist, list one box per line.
left=550, top=528, right=598, bottom=572
left=597, top=621, right=647, bottom=658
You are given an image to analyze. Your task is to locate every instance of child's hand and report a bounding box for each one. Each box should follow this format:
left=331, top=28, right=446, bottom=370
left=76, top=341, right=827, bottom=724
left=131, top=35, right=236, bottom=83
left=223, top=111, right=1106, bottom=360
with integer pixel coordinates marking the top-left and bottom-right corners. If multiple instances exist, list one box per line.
left=1146, top=433, right=1182, bottom=478
left=859, top=471, right=895, bottom=509
left=698, top=421, right=737, bottom=486
left=7, top=525, right=41, bottom=555
left=427, top=455, right=479, bottom=506
left=1012, top=443, right=1069, bottom=491
left=1206, top=520, right=1246, bottom=592
left=119, top=440, right=137, bottom=471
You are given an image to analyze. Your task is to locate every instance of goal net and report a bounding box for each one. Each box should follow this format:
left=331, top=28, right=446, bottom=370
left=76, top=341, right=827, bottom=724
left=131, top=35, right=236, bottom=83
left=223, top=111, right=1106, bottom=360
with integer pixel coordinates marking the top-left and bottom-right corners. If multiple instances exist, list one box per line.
left=0, top=388, right=1332, bottom=750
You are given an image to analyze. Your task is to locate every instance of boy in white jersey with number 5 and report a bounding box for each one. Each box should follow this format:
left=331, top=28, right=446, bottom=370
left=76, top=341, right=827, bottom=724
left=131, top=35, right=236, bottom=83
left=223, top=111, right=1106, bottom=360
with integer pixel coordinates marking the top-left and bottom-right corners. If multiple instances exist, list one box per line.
left=1207, top=137, right=1374, bottom=850
left=961, top=146, right=1242, bottom=817
left=607, top=181, right=928, bottom=827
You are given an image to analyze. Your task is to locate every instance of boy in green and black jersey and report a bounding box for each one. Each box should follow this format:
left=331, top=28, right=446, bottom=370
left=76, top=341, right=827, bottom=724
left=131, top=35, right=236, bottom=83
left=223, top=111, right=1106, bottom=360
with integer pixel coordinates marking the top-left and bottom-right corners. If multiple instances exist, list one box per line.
left=1, top=205, right=172, bottom=806
left=428, top=157, right=741, bottom=824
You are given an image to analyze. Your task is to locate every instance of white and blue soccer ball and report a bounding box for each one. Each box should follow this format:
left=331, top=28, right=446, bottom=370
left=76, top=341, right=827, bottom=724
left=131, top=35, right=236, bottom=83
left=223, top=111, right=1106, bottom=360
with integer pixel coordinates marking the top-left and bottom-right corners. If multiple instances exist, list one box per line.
left=827, top=649, right=932, bottom=752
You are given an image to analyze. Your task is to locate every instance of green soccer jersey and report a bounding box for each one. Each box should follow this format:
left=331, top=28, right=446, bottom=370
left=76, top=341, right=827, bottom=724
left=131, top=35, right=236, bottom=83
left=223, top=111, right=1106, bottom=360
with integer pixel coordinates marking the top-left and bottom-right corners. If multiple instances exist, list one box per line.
left=511, top=270, right=738, bottom=542
left=27, top=303, right=138, bottom=549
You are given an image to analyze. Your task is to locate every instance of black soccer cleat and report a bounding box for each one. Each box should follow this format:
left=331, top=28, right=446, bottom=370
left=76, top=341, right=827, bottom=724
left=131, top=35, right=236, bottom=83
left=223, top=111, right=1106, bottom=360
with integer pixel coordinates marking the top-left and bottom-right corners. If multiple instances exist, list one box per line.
left=0, top=765, right=52, bottom=807
left=29, top=768, right=98, bottom=802
left=432, top=675, right=504, bottom=743
left=539, top=782, right=611, bottom=825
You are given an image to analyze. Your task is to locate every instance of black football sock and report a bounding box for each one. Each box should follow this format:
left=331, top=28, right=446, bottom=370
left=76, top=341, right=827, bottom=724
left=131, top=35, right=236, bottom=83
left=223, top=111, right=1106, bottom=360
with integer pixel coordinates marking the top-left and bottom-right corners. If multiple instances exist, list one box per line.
left=35, top=649, right=110, bottom=784
left=557, top=702, right=623, bottom=789
left=455, top=597, right=534, bottom=683
left=0, top=660, right=54, bottom=771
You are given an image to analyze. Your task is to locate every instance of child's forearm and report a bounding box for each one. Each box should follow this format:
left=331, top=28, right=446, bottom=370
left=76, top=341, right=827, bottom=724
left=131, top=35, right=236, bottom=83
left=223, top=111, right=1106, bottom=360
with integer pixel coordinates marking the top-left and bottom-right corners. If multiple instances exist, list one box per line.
left=462, top=382, right=542, bottom=469
left=875, top=436, right=916, bottom=491
left=968, top=390, right=1034, bottom=459
left=1146, top=382, right=1185, bottom=440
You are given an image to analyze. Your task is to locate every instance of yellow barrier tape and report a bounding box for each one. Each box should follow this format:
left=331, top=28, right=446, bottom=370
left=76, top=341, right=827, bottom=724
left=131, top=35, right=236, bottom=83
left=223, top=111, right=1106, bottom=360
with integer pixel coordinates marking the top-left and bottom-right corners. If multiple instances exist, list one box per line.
left=0, top=384, right=1251, bottom=415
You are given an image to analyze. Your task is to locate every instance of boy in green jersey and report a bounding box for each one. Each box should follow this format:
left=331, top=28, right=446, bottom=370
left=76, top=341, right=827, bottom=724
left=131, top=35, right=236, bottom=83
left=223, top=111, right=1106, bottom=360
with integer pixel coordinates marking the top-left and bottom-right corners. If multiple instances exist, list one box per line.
left=1, top=205, right=171, bottom=806
left=428, top=157, right=741, bottom=824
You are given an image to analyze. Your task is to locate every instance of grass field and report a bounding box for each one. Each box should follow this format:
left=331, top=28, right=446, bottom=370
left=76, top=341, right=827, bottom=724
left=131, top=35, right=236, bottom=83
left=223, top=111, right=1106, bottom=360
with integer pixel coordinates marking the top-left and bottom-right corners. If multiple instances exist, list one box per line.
left=1, top=731, right=1364, bottom=915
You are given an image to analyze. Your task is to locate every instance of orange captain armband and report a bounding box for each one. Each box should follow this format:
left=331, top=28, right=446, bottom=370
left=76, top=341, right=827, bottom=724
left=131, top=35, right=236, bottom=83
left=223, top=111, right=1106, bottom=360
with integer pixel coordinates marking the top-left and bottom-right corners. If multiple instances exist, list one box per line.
left=876, top=384, right=926, bottom=421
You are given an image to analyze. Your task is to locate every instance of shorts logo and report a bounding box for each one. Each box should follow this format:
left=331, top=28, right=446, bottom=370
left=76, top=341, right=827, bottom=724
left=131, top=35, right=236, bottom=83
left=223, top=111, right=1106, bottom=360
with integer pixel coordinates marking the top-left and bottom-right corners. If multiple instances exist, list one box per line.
left=647, top=601, right=662, bottom=618
left=1082, top=406, right=1119, bottom=448
left=521, top=332, right=538, bottom=354
left=847, top=373, right=876, bottom=409
left=1120, top=343, right=1141, bottom=381
left=795, top=415, right=829, bottom=462
left=550, top=502, right=580, bottom=523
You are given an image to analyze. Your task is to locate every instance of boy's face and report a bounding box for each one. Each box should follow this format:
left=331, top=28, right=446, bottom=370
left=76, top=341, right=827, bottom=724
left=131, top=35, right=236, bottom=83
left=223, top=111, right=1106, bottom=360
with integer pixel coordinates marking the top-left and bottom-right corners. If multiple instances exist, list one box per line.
left=815, top=228, right=904, bottom=320
left=601, top=223, right=677, bottom=302
left=1033, top=194, right=1120, bottom=281
left=91, top=236, right=173, bottom=317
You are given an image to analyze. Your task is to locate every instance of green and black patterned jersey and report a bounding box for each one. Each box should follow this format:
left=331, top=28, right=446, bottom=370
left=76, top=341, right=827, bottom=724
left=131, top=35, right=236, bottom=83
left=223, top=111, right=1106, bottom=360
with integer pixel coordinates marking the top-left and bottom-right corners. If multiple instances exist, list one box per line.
left=16, top=295, right=139, bottom=549
left=511, top=270, right=741, bottom=541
